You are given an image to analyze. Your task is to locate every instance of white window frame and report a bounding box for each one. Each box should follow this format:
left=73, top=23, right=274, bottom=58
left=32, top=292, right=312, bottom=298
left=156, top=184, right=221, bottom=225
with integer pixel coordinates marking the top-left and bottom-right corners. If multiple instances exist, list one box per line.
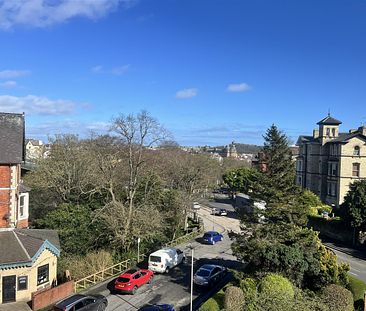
left=18, top=193, right=29, bottom=220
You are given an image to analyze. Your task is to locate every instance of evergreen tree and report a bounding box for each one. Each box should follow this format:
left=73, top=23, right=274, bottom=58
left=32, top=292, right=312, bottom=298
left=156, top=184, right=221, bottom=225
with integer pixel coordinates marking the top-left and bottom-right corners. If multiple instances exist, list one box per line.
left=255, top=124, right=297, bottom=204
left=342, top=180, right=366, bottom=230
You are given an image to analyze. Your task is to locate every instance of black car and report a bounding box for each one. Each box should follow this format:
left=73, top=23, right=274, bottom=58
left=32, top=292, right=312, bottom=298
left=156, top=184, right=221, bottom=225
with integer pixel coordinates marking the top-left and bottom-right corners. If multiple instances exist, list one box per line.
left=53, top=294, right=107, bottom=311
left=193, top=264, right=227, bottom=287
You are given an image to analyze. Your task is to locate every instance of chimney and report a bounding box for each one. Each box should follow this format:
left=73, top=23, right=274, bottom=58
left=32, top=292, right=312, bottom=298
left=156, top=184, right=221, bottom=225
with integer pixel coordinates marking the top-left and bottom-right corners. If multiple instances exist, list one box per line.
left=313, top=129, right=319, bottom=138
left=358, top=126, right=366, bottom=136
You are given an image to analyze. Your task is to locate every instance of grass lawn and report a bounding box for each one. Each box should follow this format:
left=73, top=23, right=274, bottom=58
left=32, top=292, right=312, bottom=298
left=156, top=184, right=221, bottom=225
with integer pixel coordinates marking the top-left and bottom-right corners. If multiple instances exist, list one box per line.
left=348, top=274, right=366, bottom=310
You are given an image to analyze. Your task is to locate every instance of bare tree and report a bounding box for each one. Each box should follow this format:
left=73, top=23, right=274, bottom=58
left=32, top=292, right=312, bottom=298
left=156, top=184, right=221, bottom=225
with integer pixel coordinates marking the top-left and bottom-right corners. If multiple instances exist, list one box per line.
left=108, top=111, right=170, bottom=245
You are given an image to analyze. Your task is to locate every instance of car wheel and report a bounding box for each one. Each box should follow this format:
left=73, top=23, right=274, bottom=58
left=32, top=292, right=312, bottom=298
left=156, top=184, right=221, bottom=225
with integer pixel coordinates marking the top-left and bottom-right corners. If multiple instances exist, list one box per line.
left=132, top=286, right=138, bottom=295
left=97, top=303, right=107, bottom=311
left=148, top=275, right=153, bottom=284
left=165, top=266, right=170, bottom=274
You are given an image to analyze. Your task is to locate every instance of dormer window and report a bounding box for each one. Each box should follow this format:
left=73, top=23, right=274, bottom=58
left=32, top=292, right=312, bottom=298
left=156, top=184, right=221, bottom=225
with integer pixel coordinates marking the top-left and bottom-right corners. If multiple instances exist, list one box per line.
left=326, top=128, right=330, bottom=136
left=354, top=146, right=360, bottom=156
left=332, top=128, right=335, bottom=137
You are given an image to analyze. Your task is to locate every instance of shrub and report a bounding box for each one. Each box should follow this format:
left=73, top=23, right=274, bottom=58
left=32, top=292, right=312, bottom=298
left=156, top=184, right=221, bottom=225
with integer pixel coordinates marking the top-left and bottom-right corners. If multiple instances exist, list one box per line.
left=224, top=286, right=245, bottom=311
left=240, top=277, right=257, bottom=311
left=199, top=298, right=220, bottom=311
left=59, top=250, right=114, bottom=280
left=258, top=273, right=295, bottom=311
left=322, top=284, right=354, bottom=311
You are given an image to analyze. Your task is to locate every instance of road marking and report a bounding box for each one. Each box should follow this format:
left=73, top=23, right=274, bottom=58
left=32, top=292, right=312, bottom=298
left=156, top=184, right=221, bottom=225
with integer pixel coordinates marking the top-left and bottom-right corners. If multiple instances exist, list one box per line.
left=349, top=272, right=359, bottom=276
left=352, top=268, right=361, bottom=273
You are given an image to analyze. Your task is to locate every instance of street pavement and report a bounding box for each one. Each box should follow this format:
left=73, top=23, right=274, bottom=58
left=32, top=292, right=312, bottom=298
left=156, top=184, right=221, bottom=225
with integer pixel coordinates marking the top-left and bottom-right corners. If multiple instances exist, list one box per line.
left=86, top=199, right=240, bottom=311
left=85, top=195, right=366, bottom=310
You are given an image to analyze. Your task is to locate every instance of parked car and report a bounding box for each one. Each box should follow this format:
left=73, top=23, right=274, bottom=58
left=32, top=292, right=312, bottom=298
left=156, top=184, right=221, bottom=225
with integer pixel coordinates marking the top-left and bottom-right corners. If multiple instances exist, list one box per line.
left=192, top=202, right=201, bottom=210
left=114, top=268, right=154, bottom=294
left=211, top=208, right=227, bottom=216
left=193, top=264, right=227, bottom=287
left=202, top=231, right=223, bottom=245
left=138, top=304, right=175, bottom=311
left=148, top=247, right=185, bottom=273
left=53, top=294, right=107, bottom=311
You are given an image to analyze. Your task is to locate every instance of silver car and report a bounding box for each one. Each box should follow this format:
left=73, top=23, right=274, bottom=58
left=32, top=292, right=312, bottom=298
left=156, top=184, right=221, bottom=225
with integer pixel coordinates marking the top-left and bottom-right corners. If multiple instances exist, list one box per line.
left=193, top=264, right=227, bottom=287
left=53, top=294, right=107, bottom=311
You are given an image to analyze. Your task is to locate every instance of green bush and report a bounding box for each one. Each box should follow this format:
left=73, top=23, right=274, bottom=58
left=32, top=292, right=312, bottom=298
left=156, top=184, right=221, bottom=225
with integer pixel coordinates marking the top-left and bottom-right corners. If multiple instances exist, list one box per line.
left=224, top=286, right=245, bottom=311
left=240, top=277, right=257, bottom=311
left=199, top=298, right=220, bottom=311
left=348, top=274, right=366, bottom=311
left=322, top=284, right=354, bottom=311
left=258, top=273, right=295, bottom=311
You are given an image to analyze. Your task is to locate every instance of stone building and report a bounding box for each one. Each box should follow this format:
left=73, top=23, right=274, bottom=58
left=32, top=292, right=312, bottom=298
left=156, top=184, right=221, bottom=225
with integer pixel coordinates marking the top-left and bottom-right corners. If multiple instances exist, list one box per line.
left=296, top=114, right=366, bottom=207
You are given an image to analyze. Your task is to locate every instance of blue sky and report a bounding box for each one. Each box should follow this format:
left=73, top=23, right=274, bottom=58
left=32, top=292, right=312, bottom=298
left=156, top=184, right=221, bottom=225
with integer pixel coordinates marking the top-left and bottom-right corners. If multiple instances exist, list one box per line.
left=1, top=0, right=366, bottom=146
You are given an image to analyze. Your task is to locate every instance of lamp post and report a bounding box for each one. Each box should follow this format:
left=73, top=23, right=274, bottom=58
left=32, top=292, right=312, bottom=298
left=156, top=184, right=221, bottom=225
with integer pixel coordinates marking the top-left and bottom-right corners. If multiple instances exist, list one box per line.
left=189, top=245, right=194, bottom=311
left=137, top=237, right=141, bottom=263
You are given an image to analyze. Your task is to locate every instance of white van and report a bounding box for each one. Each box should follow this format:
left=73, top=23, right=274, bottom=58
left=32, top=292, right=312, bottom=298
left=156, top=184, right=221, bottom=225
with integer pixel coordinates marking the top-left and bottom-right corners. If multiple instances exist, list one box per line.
left=148, top=247, right=185, bottom=273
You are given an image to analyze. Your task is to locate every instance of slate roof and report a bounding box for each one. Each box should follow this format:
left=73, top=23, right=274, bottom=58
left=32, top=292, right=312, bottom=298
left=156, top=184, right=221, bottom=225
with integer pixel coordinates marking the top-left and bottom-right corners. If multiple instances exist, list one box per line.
left=0, top=112, right=25, bottom=164
left=0, top=229, right=60, bottom=267
left=326, top=132, right=366, bottom=144
left=317, top=115, right=342, bottom=125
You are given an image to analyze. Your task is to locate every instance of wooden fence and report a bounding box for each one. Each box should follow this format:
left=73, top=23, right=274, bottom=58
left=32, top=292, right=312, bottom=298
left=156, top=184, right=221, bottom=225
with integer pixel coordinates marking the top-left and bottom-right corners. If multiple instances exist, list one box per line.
left=74, top=259, right=131, bottom=292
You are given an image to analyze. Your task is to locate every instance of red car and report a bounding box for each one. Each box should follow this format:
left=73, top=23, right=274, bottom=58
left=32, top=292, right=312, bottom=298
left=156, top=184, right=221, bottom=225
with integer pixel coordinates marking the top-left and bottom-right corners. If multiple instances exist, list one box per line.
left=114, top=268, right=154, bottom=294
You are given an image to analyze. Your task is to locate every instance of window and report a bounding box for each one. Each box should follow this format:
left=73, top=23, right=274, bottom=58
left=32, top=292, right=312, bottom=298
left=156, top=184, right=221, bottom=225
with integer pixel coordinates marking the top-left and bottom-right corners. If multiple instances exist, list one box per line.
left=18, top=193, right=28, bottom=220
left=18, top=276, right=28, bottom=290
left=327, top=182, right=337, bottom=196
left=326, top=128, right=330, bottom=136
left=297, top=176, right=302, bottom=186
left=332, top=163, right=337, bottom=176
left=354, top=146, right=360, bottom=156
left=37, top=264, right=49, bottom=285
left=332, top=128, right=336, bottom=137
left=352, top=163, right=360, bottom=177
left=19, top=196, right=24, bottom=217
left=74, top=301, right=85, bottom=310
left=297, top=160, right=303, bottom=171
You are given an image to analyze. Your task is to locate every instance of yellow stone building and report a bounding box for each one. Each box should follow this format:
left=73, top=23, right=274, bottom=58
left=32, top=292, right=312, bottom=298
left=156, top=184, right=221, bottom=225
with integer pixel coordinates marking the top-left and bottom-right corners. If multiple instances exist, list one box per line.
left=0, top=229, right=60, bottom=304
left=296, top=115, right=366, bottom=207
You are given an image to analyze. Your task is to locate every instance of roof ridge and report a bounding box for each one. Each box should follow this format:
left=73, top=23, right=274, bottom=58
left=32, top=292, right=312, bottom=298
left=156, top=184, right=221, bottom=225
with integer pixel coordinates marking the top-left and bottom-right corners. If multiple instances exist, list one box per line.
left=12, top=231, right=31, bottom=260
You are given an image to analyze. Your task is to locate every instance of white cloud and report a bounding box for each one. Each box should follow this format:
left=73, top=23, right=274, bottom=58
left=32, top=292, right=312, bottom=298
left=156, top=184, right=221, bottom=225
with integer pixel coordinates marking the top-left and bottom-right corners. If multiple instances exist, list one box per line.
left=91, top=64, right=130, bottom=75
left=227, top=83, right=251, bottom=93
left=176, top=88, right=198, bottom=99
left=0, top=95, right=77, bottom=115
left=0, top=69, right=30, bottom=78
left=0, top=80, right=17, bottom=88
left=0, top=0, right=136, bottom=30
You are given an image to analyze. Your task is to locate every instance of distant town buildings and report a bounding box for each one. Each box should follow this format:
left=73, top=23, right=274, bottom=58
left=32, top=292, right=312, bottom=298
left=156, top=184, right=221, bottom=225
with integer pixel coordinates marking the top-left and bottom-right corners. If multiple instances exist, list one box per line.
left=182, top=141, right=257, bottom=164
left=25, top=139, right=50, bottom=161
left=296, top=114, right=366, bottom=207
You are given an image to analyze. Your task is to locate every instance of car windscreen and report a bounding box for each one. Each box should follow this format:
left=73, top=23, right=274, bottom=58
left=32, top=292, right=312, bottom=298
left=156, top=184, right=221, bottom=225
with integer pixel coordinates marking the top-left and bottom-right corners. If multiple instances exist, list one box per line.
left=149, top=255, right=161, bottom=262
left=203, top=233, right=212, bottom=238
left=196, top=269, right=210, bottom=277
left=117, top=277, right=130, bottom=283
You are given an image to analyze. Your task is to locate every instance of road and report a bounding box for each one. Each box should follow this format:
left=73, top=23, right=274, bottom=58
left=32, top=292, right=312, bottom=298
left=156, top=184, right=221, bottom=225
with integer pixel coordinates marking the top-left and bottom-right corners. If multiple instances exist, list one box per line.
left=86, top=195, right=366, bottom=310
left=86, top=199, right=240, bottom=311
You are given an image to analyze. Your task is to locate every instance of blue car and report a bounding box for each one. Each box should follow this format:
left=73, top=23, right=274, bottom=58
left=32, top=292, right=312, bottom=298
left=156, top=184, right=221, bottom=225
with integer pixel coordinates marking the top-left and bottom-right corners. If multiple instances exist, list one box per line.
left=202, top=231, right=223, bottom=245
left=138, top=304, right=175, bottom=311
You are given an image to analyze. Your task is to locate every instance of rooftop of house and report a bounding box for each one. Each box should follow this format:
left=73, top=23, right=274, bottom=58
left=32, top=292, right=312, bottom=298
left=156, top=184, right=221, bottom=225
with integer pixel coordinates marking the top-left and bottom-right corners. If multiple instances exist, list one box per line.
left=317, top=114, right=342, bottom=125
left=0, top=112, right=25, bottom=164
left=0, top=229, right=60, bottom=268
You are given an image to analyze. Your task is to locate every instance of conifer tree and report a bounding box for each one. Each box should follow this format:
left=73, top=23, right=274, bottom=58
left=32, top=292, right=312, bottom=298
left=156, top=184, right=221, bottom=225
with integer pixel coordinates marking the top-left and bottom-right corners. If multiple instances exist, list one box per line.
left=255, top=124, right=297, bottom=204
